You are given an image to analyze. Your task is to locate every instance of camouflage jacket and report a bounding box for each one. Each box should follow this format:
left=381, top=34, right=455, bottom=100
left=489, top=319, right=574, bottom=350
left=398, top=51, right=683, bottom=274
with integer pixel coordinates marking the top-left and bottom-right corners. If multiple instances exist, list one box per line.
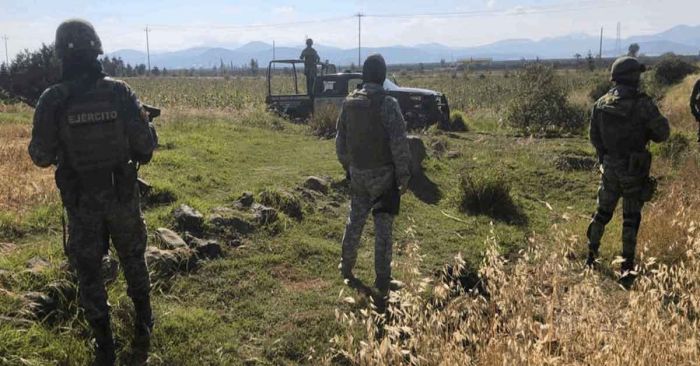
left=300, top=47, right=320, bottom=74
left=29, top=75, right=156, bottom=177
left=335, top=82, right=411, bottom=184
left=691, top=78, right=700, bottom=122
left=589, top=85, right=669, bottom=164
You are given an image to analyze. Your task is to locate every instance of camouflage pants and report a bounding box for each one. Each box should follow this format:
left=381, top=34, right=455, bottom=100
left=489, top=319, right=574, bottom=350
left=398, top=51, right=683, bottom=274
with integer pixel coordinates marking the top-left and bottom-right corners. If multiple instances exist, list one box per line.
left=586, top=168, right=645, bottom=261
left=340, top=165, right=396, bottom=290
left=65, top=186, right=149, bottom=323
left=305, top=71, right=316, bottom=96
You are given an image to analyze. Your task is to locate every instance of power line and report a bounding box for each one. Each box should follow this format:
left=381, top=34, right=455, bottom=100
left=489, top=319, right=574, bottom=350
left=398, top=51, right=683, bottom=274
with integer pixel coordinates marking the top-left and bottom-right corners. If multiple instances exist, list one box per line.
left=364, top=0, right=621, bottom=19
left=148, top=16, right=352, bottom=31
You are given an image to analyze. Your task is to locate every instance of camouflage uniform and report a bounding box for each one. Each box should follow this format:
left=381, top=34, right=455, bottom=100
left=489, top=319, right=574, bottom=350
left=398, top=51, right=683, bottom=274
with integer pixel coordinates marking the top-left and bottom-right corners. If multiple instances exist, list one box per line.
left=336, top=77, right=411, bottom=292
left=300, top=40, right=320, bottom=95
left=29, top=19, right=156, bottom=365
left=587, top=73, right=670, bottom=273
left=690, top=78, right=700, bottom=141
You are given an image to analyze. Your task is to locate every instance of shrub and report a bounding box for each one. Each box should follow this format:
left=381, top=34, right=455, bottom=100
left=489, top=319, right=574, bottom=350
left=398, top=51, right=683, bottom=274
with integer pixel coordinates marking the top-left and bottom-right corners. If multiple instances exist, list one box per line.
left=657, top=132, right=690, bottom=165
left=258, top=188, right=303, bottom=221
left=505, top=64, right=586, bottom=136
left=653, top=53, right=698, bottom=86
left=458, top=170, right=525, bottom=224
left=309, top=104, right=338, bottom=138
left=440, top=111, right=469, bottom=132
left=0, top=44, right=60, bottom=107
left=588, top=77, right=613, bottom=102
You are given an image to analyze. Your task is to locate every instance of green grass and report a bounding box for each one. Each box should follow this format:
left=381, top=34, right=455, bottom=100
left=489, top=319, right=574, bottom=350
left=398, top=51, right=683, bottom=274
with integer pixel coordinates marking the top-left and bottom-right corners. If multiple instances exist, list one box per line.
left=0, top=68, right=626, bottom=364
left=0, top=102, right=606, bottom=364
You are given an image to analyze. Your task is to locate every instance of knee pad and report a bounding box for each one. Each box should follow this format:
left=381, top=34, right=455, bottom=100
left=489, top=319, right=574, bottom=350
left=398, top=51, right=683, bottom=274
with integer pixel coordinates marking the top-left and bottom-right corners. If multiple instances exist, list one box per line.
left=586, top=222, right=604, bottom=247
left=622, top=212, right=642, bottom=230
left=593, top=209, right=613, bottom=225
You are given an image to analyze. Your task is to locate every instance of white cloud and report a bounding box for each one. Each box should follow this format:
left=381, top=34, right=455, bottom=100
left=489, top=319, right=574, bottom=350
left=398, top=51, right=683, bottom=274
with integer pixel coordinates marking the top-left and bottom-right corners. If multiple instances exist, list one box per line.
left=272, top=6, right=295, bottom=15
left=2, top=0, right=700, bottom=59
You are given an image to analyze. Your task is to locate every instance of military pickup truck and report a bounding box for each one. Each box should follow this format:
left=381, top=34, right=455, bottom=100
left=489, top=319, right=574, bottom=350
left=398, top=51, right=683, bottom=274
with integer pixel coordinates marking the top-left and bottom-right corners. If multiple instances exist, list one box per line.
left=265, top=60, right=450, bottom=129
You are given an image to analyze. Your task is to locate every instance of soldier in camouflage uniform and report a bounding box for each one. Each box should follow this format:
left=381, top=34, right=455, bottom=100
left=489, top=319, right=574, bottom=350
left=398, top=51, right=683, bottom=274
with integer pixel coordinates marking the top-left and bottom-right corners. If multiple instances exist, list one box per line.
left=28, top=19, right=157, bottom=365
left=336, top=54, right=411, bottom=300
left=586, top=56, right=670, bottom=285
left=690, top=78, right=700, bottom=142
left=300, top=38, right=320, bottom=96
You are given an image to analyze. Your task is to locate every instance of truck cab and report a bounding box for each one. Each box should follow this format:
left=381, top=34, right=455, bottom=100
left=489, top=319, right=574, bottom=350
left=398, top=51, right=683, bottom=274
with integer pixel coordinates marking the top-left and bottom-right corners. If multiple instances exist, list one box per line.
left=266, top=60, right=450, bottom=129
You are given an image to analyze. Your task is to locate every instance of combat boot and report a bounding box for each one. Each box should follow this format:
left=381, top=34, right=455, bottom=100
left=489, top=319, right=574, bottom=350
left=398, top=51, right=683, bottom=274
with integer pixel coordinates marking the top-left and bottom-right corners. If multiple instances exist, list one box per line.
left=91, top=317, right=115, bottom=366
left=618, top=257, right=637, bottom=289
left=133, top=297, right=154, bottom=349
left=585, top=245, right=599, bottom=268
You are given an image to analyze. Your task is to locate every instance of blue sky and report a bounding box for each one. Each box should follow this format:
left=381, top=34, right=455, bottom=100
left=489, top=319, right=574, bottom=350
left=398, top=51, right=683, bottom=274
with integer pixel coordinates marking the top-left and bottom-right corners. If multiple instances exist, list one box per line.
left=1, top=0, right=699, bottom=58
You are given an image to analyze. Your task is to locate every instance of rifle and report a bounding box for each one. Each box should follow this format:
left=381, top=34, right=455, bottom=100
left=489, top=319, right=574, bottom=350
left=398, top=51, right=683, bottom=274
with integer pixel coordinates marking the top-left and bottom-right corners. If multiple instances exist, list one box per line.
left=137, top=104, right=161, bottom=197
left=372, top=181, right=401, bottom=216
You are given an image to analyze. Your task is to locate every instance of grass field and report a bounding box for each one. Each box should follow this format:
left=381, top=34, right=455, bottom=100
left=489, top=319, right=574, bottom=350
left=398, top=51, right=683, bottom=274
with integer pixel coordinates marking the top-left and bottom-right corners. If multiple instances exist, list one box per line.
left=1, top=69, right=699, bottom=365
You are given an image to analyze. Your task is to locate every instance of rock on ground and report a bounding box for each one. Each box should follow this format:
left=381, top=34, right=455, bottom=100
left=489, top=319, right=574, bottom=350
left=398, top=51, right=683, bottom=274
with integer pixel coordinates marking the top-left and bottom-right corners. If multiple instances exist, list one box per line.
left=26, top=256, right=50, bottom=273
left=234, top=192, right=255, bottom=208
left=251, top=203, right=278, bottom=225
left=183, top=233, right=224, bottom=260
left=207, top=208, right=257, bottom=235
left=173, top=204, right=204, bottom=234
left=156, top=228, right=189, bottom=249
left=145, top=246, right=197, bottom=277
left=303, top=176, right=330, bottom=194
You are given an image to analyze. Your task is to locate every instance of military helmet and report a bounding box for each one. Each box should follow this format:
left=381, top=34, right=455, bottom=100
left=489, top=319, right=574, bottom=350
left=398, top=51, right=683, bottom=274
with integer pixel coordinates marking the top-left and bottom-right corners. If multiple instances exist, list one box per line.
left=55, top=19, right=103, bottom=59
left=363, top=54, right=387, bottom=84
left=611, top=56, right=646, bottom=83
left=306, top=38, right=313, bottom=46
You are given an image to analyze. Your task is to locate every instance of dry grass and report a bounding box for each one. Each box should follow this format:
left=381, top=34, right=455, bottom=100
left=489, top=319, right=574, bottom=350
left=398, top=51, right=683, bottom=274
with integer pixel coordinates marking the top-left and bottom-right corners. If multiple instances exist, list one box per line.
left=309, top=104, right=339, bottom=138
left=660, top=73, right=700, bottom=134
left=638, top=155, right=700, bottom=263
left=0, top=117, right=56, bottom=216
left=328, top=211, right=700, bottom=365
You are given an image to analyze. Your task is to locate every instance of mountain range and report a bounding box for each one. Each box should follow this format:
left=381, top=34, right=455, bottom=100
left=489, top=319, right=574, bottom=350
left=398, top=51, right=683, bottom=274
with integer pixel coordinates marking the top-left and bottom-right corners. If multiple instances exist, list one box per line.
left=107, top=24, right=700, bottom=69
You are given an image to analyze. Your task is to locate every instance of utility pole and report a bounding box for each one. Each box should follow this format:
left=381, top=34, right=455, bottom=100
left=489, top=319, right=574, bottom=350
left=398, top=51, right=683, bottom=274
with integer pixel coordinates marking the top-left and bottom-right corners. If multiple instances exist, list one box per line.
left=357, top=13, right=364, bottom=70
left=616, top=22, right=621, bottom=55
left=2, top=35, right=9, bottom=67
left=145, top=26, right=151, bottom=75
left=598, top=26, right=604, bottom=59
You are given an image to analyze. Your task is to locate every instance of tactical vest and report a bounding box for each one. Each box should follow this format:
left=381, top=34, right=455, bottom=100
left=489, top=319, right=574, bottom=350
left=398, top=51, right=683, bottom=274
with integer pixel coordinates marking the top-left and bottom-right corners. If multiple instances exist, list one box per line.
left=598, top=95, right=647, bottom=159
left=58, top=78, right=129, bottom=173
left=344, top=93, right=393, bottom=170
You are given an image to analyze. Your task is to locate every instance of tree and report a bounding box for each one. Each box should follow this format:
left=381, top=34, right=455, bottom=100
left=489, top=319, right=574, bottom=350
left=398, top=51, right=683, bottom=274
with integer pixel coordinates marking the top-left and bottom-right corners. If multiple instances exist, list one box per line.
left=574, top=53, right=582, bottom=65
left=250, top=58, right=259, bottom=76
left=654, top=53, right=698, bottom=85
left=162, top=67, right=168, bottom=76
left=135, top=64, right=147, bottom=76
left=0, top=43, right=60, bottom=107
left=125, top=64, right=134, bottom=77
left=628, top=43, right=640, bottom=57
left=586, top=50, right=596, bottom=72
left=152, top=66, right=161, bottom=76
left=505, top=64, right=585, bottom=136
